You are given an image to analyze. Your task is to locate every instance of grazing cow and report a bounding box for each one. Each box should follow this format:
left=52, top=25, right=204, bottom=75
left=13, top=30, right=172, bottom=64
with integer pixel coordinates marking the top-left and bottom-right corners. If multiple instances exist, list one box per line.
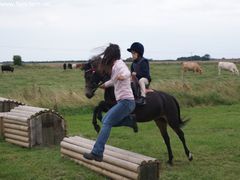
left=218, top=62, right=239, bottom=76
left=67, top=63, right=72, bottom=69
left=72, top=64, right=77, bottom=69
left=76, top=63, right=82, bottom=69
left=63, top=63, right=67, bottom=70
left=1, top=65, right=14, bottom=73
left=182, top=62, right=202, bottom=74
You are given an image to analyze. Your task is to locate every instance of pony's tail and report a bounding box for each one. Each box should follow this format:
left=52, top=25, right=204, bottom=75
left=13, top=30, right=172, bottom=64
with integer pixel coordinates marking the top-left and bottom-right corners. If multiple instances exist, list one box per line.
left=179, top=117, right=191, bottom=128
left=172, top=95, right=191, bottom=128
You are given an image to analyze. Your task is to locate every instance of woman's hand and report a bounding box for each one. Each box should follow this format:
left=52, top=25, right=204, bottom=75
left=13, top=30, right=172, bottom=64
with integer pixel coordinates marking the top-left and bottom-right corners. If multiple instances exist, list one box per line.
left=132, top=72, right=137, bottom=76
left=100, top=84, right=106, bottom=89
left=117, top=75, right=125, bottom=80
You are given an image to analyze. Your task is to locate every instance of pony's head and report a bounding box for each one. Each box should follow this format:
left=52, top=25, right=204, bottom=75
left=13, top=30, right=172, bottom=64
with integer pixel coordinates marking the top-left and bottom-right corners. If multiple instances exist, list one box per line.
left=81, top=56, right=108, bottom=98
left=81, top=57, right=101, bottom=98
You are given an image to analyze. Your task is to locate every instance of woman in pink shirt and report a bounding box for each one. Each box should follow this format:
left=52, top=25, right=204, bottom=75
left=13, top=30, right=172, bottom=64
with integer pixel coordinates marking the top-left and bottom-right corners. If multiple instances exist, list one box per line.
left=83, top=44, right=137, bottom=162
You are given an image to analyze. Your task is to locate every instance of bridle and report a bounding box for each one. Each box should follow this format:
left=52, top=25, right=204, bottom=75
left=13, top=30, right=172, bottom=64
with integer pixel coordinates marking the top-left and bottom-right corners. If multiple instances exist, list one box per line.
left=84, top=63, right=107, bottom=93
left=92, top=81, right=105, bottom=93
left=85, top=67, right=96, bottom=73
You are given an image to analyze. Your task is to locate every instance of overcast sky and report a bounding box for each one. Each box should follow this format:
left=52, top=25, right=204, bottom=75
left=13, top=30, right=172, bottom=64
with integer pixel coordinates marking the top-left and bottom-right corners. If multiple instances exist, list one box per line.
left=0, top=0, right=240, bottom=61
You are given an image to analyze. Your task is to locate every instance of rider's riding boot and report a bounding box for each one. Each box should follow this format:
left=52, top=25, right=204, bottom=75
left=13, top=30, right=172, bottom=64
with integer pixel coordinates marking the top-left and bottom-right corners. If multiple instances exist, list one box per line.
left=131, top=114, right=138, bottom=133
left=136, top=96, right=146, bottom=106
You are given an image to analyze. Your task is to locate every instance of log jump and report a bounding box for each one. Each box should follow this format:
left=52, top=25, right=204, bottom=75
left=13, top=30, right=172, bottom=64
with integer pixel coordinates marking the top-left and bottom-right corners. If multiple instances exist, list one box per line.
left=0, top=97, right=24, bottom=112
left=1, top=105, right=67, bottom=147
left=61, top=136, right=160, bottom=180
left=0, top=97, right=24, bottom=138
left=0, top=112, right=6, bottom=138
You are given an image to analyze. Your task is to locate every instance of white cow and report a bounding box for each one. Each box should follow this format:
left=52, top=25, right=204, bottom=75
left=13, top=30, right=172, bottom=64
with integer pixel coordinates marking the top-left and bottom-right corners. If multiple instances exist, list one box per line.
left=72, top=64, right=77, bottom=69
left=218, top=62, right=239, bottom=76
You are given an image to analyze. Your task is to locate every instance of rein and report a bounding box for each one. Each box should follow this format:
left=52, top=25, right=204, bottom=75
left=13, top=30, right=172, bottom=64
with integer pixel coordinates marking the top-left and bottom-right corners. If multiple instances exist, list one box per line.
left=85, top=67, right=108, bottom=93
left=84, top=59, right=110, bottom=94
left=92, top=81, right=105, bottom=93
left=91, top=72, right=111, bottom=93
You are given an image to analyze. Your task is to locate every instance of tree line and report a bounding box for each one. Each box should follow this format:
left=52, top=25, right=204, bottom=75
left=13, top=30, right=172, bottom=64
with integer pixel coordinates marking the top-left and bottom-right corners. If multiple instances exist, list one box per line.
left=176, top=54, right=211, bottom=61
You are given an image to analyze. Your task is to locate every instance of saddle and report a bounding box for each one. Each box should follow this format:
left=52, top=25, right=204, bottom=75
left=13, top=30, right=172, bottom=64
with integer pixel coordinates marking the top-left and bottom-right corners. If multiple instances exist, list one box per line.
left=131, top=75, right=153, bottom=101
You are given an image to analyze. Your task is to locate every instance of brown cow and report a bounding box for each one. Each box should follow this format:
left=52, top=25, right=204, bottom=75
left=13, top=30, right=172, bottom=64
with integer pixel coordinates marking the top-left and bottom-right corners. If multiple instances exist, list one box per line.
left=76, top=64, right=82, bottom=69
left=182, top=62, right=202, bottom=74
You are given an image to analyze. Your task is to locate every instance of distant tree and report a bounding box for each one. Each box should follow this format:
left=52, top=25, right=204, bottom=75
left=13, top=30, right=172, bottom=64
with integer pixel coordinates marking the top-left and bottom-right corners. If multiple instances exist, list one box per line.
left=202, top=54, right=211, bottom=61
left=125, top=57, right=133, bottom=62
left=177, top=54, right=211, bottom=61
left=177, top=55, right=201, bottom=61
left=191, top=55, right=201, bottom=61
left=13, top=55, right=22, bottom=65
left=176, top=57, right=187, bottom=61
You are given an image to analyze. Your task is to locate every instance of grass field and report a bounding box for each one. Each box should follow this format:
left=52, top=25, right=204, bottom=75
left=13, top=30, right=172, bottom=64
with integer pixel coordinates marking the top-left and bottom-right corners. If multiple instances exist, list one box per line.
left=0, top=62, right=240, bottom=179
left=1, top=62, right=240, bottom=108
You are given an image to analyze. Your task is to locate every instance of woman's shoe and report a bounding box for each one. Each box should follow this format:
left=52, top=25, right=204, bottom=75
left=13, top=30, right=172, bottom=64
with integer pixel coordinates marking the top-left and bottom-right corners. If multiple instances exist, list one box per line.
left=83, top=152, right=103, bottom=162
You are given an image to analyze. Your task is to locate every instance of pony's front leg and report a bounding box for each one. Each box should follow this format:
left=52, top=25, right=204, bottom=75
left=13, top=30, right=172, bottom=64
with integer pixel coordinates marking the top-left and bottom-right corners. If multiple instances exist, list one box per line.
left=92, top=101, right=113, bottom=133
left=93, top=105, right=101, bottom=133
left=97, top=100, right=110, bottom=121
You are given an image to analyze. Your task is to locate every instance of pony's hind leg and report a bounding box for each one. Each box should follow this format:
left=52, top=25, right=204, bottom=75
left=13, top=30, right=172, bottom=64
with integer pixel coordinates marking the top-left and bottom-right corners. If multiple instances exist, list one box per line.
left=154, top=118, right=174, bottom=165
left=165, top=98, right=193, bottom=162
left=172, top=126, right=193, bottom=161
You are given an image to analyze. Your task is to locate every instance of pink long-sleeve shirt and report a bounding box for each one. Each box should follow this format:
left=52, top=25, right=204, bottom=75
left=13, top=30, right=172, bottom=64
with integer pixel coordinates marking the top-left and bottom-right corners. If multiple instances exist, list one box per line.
left=104, top=59, right=134, bottom=101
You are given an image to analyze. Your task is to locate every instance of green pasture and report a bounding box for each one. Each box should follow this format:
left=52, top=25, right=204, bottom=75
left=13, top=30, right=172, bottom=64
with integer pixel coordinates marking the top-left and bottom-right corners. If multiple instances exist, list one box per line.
left=0, top=62, right=240, bottom=179
left=0, top=62, right=240, bottom=109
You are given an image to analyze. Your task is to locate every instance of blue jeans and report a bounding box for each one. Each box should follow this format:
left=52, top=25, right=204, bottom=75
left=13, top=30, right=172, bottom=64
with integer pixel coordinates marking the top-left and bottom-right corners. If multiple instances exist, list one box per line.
left=91, top=99, right=136, bottom=157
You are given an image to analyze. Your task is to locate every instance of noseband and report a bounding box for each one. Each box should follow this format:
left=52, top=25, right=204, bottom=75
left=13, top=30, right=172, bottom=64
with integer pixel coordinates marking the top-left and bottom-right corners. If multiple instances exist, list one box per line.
left=84, top=64, right=107, bottom=94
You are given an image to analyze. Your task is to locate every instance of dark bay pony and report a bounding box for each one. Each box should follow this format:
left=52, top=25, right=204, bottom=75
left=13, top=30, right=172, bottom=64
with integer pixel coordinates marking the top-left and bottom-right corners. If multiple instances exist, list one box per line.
left=82, top=57, right=193, bottom=165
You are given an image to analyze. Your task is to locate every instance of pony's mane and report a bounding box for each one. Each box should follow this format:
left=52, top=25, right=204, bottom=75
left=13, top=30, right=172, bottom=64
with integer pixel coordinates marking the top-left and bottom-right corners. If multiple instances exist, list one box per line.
left=90, top=55, right=102, bottom=63
left=89, top=55, right=112, bottom=76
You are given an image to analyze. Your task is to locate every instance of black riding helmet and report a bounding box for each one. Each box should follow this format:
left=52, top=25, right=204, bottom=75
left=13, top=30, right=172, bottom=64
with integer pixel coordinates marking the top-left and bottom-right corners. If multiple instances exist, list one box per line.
left=127, top=42, right=144, bottom=57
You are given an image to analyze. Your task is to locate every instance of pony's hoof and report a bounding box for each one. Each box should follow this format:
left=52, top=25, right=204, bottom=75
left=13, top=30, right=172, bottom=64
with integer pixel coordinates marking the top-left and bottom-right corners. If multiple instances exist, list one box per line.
left=188, top=152, right=193, bottom=161
left=94, top=125, right=101, bottom=133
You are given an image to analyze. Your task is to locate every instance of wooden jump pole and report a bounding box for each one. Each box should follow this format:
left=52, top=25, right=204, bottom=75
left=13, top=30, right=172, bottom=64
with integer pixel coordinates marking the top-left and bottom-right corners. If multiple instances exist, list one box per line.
left=63, top=137, right=145, bottom=165
left=61, top=148, right=138, bottom=179
left=61, top=140, right=139, bottom=172
left=61, top=136, right=160, bottom=180
left=71, top=136, right=156, bottom=161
